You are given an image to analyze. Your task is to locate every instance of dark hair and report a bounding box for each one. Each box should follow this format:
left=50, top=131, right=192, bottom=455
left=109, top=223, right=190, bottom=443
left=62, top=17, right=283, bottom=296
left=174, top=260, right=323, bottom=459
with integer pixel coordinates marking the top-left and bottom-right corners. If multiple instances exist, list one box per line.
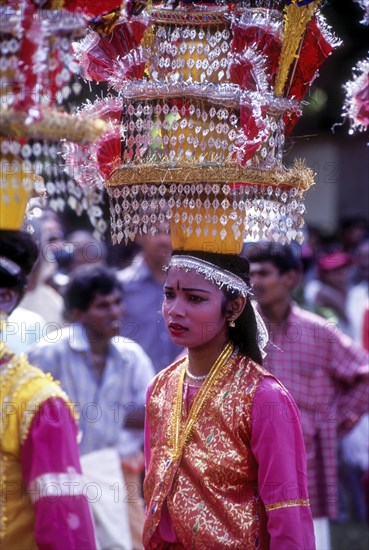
left=171, top=250, right=263, bottom=365
left=243, top=242, right=302, bottom=274
left=64, top=264, right=123, bottom=313
left=340, top=215, right=368, bottom=232
left=0, top=230, right=38, bottom=299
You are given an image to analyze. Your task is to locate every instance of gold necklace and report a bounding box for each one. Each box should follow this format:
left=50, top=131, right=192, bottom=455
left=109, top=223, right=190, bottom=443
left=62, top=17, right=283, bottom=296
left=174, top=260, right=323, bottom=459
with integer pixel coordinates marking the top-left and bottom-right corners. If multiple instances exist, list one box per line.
left=168, top=341, right=235, bottom=460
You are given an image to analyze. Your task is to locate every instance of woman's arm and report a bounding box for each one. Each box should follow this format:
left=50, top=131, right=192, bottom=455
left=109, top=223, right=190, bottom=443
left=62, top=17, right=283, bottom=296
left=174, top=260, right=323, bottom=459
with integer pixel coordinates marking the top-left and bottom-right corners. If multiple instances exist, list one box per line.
left=21, top=397, right=96, bottom=550
left=251, top=378, right=316, bottom=550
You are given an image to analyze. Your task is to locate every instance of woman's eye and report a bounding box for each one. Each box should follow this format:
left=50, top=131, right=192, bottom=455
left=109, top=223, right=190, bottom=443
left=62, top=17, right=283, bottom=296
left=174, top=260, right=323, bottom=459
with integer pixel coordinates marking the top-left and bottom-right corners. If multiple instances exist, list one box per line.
left=164, top=291, right=175, bottom=300
left=188, top=295, right=205, bottom=303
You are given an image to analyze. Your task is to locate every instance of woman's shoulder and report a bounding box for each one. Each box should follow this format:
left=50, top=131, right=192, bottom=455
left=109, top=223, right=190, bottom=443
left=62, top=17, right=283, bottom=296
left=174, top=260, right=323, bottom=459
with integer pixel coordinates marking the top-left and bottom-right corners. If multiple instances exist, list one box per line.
left=150, top=355, right=187, bottom=390
left=241, top=354, right=294, bottom=401
left=253, top=376, right=299, bottom=415
left=238, top=352, right=273, bottom=382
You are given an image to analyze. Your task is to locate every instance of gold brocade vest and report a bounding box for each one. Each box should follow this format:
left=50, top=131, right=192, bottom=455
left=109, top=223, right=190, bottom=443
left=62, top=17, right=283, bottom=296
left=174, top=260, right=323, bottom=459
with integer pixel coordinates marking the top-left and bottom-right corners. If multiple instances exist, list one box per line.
left=0, top=344, right=74, bottom=549
left=143, top=352, right=274, bottom=550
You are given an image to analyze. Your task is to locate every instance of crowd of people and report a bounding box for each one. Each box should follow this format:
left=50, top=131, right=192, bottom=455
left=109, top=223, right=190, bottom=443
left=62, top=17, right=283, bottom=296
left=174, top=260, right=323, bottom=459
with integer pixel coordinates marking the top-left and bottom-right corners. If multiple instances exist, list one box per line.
left=1, top=209, right=368, bottom=549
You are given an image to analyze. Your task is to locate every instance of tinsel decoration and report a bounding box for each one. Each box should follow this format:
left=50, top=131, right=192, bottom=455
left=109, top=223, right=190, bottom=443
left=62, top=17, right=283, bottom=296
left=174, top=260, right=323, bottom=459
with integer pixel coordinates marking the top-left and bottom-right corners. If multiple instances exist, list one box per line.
left=274, top=0, right=322, bottom=97
left=67, top=0, right=339, bottom=248
left=0, top=1, right=114, bottom=234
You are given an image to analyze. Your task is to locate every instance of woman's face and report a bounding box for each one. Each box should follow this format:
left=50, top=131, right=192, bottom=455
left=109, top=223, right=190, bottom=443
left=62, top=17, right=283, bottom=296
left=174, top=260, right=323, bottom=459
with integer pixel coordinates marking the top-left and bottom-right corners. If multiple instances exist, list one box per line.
left=162, top=267, right=228, bottom=350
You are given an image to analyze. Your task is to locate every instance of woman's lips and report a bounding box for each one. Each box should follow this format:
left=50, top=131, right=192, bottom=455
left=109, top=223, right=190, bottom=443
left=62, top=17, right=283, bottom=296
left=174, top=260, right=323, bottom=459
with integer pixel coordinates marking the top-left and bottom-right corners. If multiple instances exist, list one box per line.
left=168, top=322, right=187, bottom=336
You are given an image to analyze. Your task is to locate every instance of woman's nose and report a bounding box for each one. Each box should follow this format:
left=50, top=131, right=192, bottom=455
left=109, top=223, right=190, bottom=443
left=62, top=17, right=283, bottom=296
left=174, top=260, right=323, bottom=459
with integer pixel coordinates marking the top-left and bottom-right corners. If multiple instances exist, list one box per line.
left=167, top=297, right=185, bottom=317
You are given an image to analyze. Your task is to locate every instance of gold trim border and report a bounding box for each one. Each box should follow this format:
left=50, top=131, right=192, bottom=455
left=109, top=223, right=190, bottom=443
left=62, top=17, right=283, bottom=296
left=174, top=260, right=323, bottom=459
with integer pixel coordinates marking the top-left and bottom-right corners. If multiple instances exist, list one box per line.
left=265, top=498, right=310, bottom=512
left=1, top=109, right=107, bottom=144
left=106, top=160, right=314, bottom=191
left=149, top=6, right=279, bottom=27
left=149, top=6, right=228, bottom=26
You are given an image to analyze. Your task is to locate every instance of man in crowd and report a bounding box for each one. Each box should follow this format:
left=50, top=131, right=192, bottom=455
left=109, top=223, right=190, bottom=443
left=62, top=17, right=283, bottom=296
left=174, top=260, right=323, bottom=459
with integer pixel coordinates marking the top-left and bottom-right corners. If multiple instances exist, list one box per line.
left=29, top=264, right=155, bottom=549
left=246, top=242, right=369, bottom=550
left=0, top=229, right=96, bottom=549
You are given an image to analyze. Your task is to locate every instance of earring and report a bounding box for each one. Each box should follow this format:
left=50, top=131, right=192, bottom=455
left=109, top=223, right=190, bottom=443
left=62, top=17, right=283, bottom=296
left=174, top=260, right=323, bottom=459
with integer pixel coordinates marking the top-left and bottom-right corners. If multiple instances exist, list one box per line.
left=228, top=319, right=235, bottom=328
left=0, top=310, right=9, bottom=333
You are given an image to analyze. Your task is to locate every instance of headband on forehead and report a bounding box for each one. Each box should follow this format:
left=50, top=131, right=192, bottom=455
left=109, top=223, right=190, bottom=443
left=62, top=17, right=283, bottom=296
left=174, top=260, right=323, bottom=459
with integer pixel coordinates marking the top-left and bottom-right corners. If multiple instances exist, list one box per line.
left=0, top=256, right=22, bottom=278
left=168, top=255, right=251, bottom=297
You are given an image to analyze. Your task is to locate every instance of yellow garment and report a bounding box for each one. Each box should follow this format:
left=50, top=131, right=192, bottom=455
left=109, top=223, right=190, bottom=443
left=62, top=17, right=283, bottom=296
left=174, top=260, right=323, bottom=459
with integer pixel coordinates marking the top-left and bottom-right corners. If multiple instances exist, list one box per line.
left=0, top=342, right=72, bottom=549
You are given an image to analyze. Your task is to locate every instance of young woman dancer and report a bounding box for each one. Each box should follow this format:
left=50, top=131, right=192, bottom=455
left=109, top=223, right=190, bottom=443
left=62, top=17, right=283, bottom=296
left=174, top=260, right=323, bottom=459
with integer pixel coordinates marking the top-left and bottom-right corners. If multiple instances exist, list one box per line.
left=143, top=250, right=315, bottom=549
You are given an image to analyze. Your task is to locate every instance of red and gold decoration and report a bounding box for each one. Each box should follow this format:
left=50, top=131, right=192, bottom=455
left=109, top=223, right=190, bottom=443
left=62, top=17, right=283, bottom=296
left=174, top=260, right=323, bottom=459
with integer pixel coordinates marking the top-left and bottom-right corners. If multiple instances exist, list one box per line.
left=342, top=0, right=369, bottom=135
left=66, top=0, right=340, bottom=250
left=0, top=1, right=115, bottom=233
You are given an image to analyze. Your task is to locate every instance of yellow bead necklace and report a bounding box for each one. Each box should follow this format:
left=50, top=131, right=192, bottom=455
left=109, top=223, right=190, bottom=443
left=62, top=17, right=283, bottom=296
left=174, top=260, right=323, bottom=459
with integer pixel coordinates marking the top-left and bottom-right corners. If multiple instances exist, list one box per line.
left=168, top=341, right=235, bottom=460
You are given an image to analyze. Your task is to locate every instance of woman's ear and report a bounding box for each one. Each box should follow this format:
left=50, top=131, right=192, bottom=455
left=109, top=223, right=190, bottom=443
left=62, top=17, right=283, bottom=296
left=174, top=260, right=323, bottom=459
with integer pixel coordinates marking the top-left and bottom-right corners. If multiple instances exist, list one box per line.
left=226, top=296, right=247, bottom=323
left=0, top=288, right=20, bottom=316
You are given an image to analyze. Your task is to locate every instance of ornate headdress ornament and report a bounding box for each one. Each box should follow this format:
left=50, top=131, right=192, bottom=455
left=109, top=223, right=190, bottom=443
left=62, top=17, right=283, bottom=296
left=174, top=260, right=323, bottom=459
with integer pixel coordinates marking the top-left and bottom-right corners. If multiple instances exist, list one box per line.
left=68, top=0, right=340, bottom=250
left=169, top=254, right=251, bottom=296
left=0, top=1, right=115, bottom=232
left=0, top=257, right=22, bottom=278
